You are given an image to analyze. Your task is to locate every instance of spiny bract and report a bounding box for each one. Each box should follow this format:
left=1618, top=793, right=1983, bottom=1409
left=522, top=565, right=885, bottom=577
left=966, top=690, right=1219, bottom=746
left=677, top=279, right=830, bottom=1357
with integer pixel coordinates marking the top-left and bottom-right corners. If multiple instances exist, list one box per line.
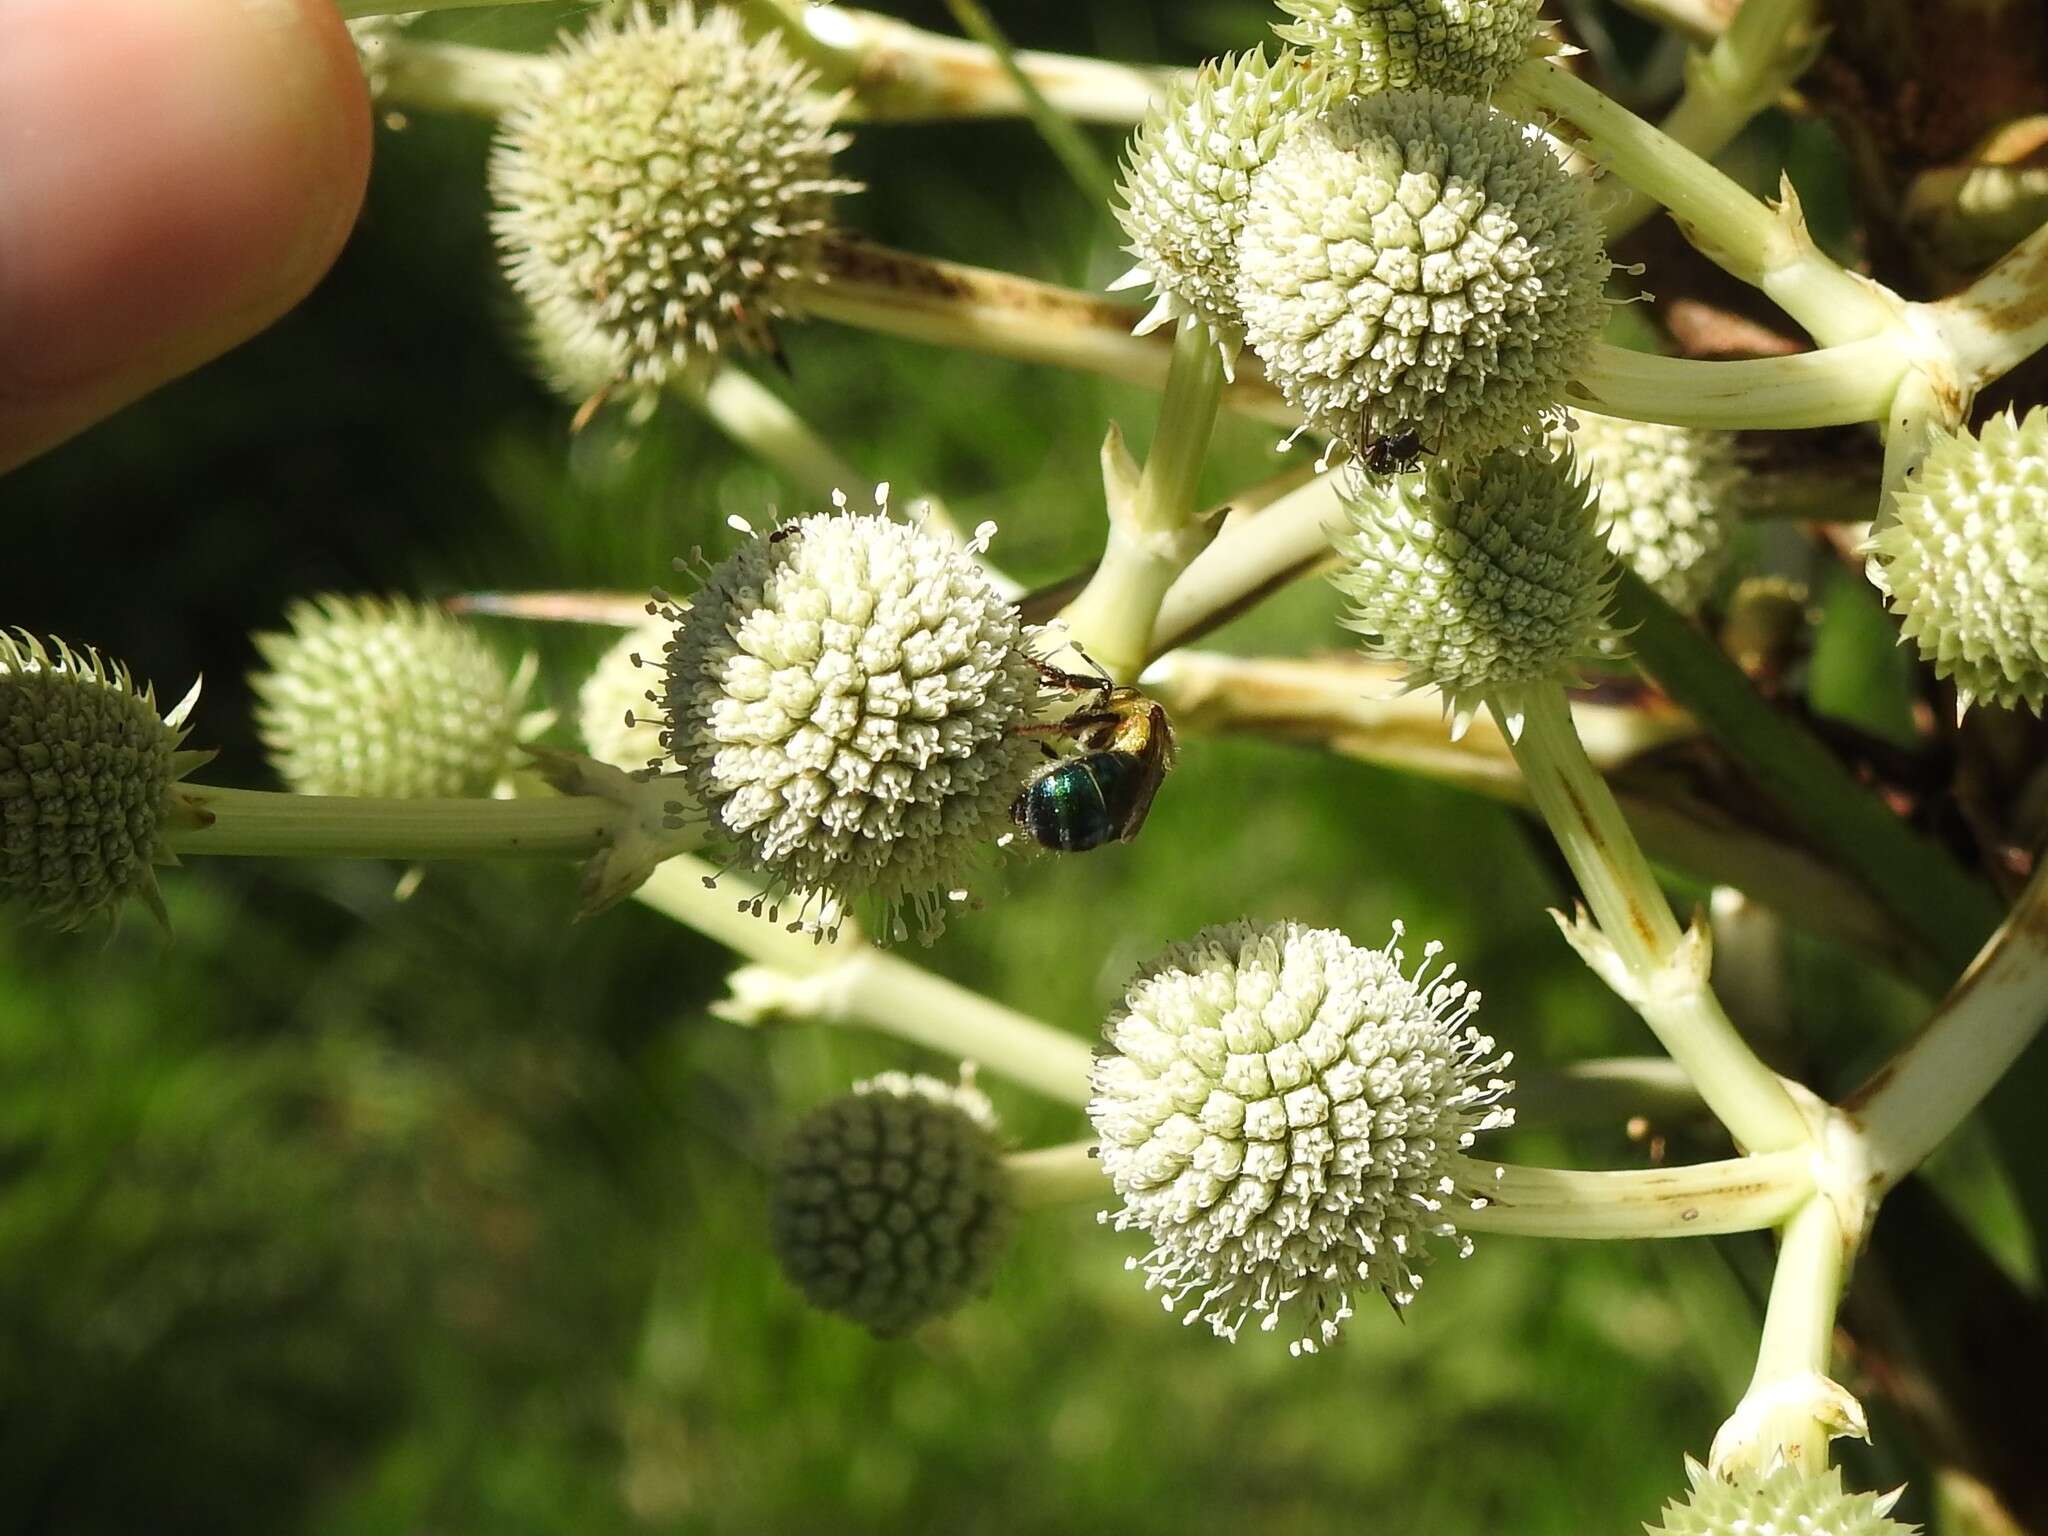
left=769, top=1071, right=1013, bottom=1337
left=1112, top=48, right=1337, bottom=355
left=1646, top=1459, right=1916, bottom=1536
left=1091, top=920, right=1513, bottom=1354
left=1334, top=445, right=1617, bottom=730
left=1237, top=88, right=1610, bottom=463
left=250, top=595, right=542, bottom=799
left=661, top=488, right=1044, bottom=945
left=488, top=2, right=856, bottom=402
left=1867, top=407, right=2048, bottom=716
left=0, top=632, right=205, bottom=930
left=1273, top=0, right=1543, bottom=97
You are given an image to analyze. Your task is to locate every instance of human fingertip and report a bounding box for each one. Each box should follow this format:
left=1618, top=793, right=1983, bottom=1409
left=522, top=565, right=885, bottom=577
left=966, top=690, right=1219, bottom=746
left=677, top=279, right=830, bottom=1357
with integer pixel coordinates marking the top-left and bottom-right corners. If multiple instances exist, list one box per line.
left=0, top=0, right=372, bottom=472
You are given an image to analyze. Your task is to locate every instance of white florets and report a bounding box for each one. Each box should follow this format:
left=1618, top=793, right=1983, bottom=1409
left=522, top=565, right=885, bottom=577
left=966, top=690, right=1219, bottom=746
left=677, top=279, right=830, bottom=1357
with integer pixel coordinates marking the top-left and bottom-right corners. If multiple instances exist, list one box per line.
left=1091, top=919, right=1513, bottom=1354
left=249, top=596, right=544, bottom=799
left=1273, top=0, right=1543, bottom=97
left=1112, top=48, right=1338, bottom=354
left=578, top=612, right=676, bottom=773
left=1334, top=445, right=1617, bottom=732
left=1237, top=88, right=1611, bottom=463
left=488, top=2, right=856, bottom=403
left=1867, top=407, right=2048, bottom=716
left=661, top=488, right=1043, bottom=944
left=1560, top=411, right=1745, bottom=616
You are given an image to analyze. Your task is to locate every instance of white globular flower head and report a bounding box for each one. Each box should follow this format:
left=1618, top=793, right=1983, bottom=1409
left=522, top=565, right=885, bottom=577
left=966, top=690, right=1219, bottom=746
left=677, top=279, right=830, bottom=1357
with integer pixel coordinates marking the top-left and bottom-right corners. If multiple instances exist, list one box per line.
left=578, top=611, right=677, bottom=774
left=250, top=596, right=545, bottom=799
left=1111, top=48, right=1338, bottom=356
left=1867, top=407, right=2048, bottom=716
left=488, top=2, right=857, bottom=404
left=1558, top=410, right=1745, bottom=616
left=1273, top=0, right=1543, bottom=97
left=1646, top=1460, right=1916, bottom=1536
left=1333, top=445, right=1617, bottom=732
left=1091, top=920, right=1513, bottom=1354
left=1237, top=89, right=1611, bottom=463
left=661, top=488, right=1044, bottom=945
left=769, top=1070, right=1014, bottom=1337
left=0, top=632, right=207, bottom=931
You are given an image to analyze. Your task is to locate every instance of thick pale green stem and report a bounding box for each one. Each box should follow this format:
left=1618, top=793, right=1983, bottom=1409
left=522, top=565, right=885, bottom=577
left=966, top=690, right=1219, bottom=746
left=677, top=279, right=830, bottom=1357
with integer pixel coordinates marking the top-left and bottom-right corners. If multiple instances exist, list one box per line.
left=1848, top=860, right=2048, bottom=1193
left=1455, top=1149, right=1814, bottom=1239
left=636, top=860, right=1092, bottom=1104
left=366, top=37, right=553, bottom=117
left=1503, top=688, right=1812, bottom=1152
left=1615, top=570, right=2004, bottom=980
left=734, top=0, right=1172, bottom=123
left=682, top=368, right=864, bottom=504
left=808, top=242, right=1295, bottom=428
left=1142, top=650, right=1922, bottom=974
left=165, top=784, right=621, bottom=860
left=1927, top=216, right=2048, bottom=389
left=746, top=950, right=1096, bottom=1105
left=1504, top=56, right=1900, bottom=346
left=340, top=0, right=516, bottom=16
left=1008, top=1141, right=1104, bottom=1209
left=994, top=1144, right=1812, bottom=1229
left=1602, top=0, right=1823, bottom=240
left=812, top=244, right=1906, bottom=432
left=1149, top=472, right=1346, bottom=655
left=1569, top=338, right=1908, bottom=429
left=634, top=854, right=857, bottom=974
left=1712, top=1194, right=1854, bottom=1478
left=1059, top=317, right=1227, bottom=682
left=939, top=0, right=1115, bottom=203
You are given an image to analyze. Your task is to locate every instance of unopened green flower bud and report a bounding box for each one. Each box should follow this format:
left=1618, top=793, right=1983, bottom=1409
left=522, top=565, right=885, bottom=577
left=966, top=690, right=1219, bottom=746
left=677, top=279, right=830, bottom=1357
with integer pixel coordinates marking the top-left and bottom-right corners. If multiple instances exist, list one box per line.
left=1238, top=88, right=1610, bottom=463
left=1560, top=411, right=1744, bottom=616
left=1273, top=0, right=1542, bottom=97
left=1333, top=446, right=1617, bottom=731
left=1647, top=1460, right=1914, bottom=1536
left=1868, top=407, right=2048, bottom=716
left=662, top=488, right=1042, bottom=944
left=250, top=596, right=544, bottom=799
left=1112, top=48, right=1337, bottom=354
left=489, top=2, right=857, bottom=403
left=0, top=632, right=207, bottom=930
left=1092, top=920, right=1512, bottom=1354
left=770, top=1071, right=1014, bottom=1337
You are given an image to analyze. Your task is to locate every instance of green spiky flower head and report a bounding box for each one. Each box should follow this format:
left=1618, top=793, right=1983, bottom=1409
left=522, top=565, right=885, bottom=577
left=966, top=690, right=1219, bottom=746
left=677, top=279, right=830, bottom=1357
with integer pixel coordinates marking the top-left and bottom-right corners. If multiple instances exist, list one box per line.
left=1561, top=410, right=1744, bottom=615
left=0, top=632, right=208, bottom=929
left=1273, top=0, right=1543, bottom=96
left=1647, top=1460, right=1915, bottom=1536
left=1237, top=88, right=1610, bottom=463
left=489, top=2, right=857, bottom=404
left=578, top=612, right=674, bottom=774
left=1334, top=445, right=1617, bottom=732
left=1112, top=48, right=1338, bottom=355
left=1093, top=920, right=1513, bottom=1353
left=770, top=1071, right=1014, bottom=1337
left=662, top=488, right=1044, bottom=945
left=250, top=596, right=546, bottom=799
left=1868, top=407, right=2048, bottom=716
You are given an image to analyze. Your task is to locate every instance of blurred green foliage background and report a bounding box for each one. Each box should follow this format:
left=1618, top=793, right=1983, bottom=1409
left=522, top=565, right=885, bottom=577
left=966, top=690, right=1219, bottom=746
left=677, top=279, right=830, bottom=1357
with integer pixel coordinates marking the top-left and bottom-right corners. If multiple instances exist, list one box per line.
left=0, top=2, right=1972, bottom=1531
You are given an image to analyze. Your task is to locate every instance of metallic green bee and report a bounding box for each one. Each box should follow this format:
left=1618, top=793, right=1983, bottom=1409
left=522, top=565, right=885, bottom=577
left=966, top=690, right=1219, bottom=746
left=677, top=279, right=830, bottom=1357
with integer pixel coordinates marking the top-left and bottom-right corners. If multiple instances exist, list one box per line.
left=1010, top=658, right=1177, bottom=852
